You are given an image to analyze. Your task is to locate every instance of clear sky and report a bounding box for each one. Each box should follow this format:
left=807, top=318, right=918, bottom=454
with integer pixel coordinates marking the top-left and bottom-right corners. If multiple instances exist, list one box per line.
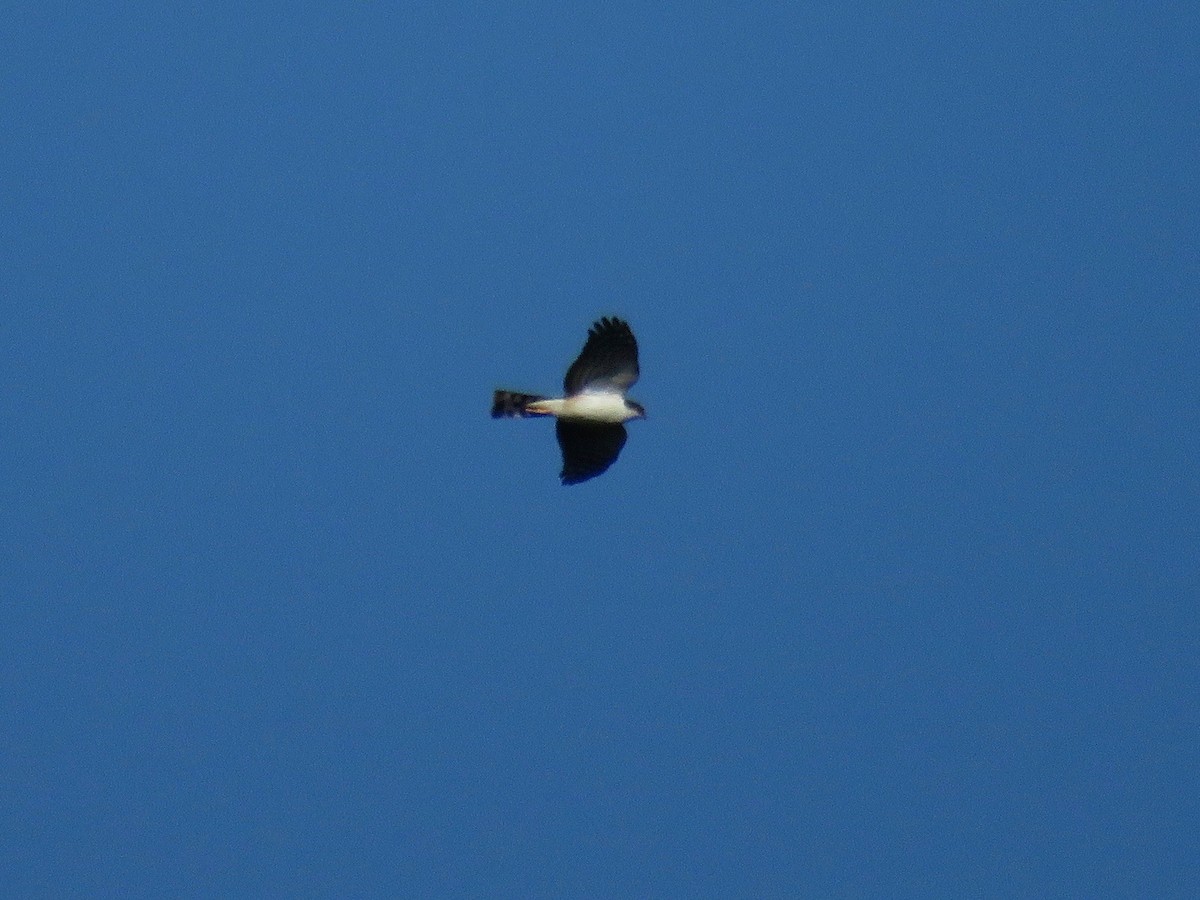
left=3, top=3, right=1197, bottom=897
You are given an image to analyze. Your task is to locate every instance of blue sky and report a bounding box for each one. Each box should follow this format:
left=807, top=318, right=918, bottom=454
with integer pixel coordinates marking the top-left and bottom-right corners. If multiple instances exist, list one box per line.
left=3, top=3, right=1197, bottom=896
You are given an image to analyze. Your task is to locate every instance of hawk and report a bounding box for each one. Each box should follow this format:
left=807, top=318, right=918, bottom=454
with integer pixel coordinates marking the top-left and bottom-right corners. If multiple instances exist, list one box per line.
left=492, top=316, right=645, bottom=485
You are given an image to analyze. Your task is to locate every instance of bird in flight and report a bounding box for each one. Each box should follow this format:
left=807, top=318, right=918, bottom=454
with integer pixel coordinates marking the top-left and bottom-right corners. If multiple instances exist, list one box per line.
left=492, top=316, right=645, bottom=485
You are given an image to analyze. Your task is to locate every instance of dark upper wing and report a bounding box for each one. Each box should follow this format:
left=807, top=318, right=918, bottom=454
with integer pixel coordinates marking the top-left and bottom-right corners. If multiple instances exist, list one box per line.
left=556, top=420, right=628, bottom=485
left=563, top=317, right=639, bottom=396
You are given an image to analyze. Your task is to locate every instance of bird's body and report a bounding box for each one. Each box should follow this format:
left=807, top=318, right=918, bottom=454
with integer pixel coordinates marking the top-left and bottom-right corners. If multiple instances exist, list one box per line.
left=492, top=317, right=645, bottom=484
left=524, top=392, right=640, bottom=423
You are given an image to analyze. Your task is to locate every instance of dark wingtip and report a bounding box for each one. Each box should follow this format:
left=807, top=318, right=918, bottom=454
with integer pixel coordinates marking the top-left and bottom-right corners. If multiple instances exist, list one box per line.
left=591, top=315, right=629, bottom=335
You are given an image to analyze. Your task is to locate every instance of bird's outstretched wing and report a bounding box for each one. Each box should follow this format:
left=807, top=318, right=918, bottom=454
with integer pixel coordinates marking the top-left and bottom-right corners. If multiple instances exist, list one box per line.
left=563, top=317, right=639, bottom=396
left=556, top=420, right=628, bottom=485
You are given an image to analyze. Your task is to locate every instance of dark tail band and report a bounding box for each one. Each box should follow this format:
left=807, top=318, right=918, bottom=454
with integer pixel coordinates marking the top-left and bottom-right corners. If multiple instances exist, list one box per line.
left=492, top=390, right=547, bottom=418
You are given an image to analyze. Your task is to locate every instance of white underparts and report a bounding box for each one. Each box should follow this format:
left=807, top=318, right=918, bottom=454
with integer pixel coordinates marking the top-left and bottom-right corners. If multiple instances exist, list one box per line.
left=526, top=393, right=636, bottom=423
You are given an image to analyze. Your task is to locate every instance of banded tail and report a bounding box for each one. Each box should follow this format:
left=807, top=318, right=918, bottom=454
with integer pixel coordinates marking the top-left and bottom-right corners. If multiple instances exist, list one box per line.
left=492, top=389, right=549, bottom=418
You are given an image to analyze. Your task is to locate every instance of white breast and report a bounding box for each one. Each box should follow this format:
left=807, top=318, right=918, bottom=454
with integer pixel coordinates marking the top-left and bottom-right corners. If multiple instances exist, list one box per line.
left=559, top=392, right=633, bottom=423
